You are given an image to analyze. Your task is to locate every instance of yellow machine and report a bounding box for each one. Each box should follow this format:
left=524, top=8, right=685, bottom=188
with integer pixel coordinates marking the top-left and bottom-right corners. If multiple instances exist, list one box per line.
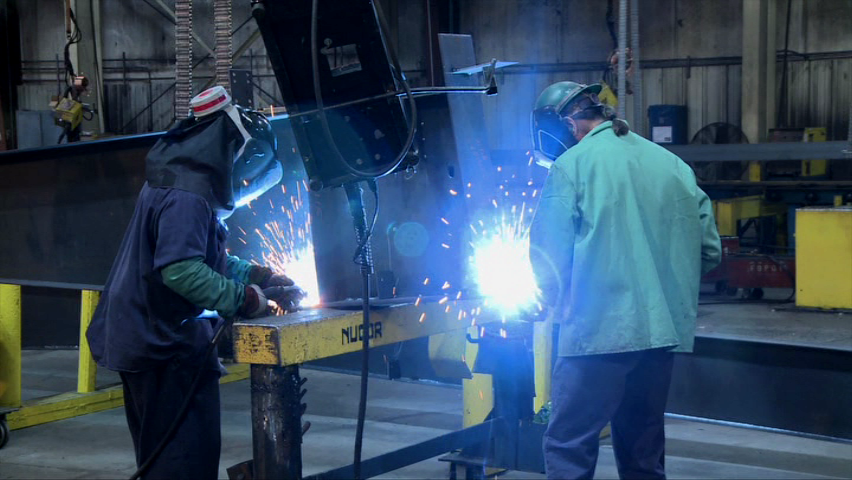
left=53, top=97, right=84, bottom=131
left=795, top=207, right=852, bottom=309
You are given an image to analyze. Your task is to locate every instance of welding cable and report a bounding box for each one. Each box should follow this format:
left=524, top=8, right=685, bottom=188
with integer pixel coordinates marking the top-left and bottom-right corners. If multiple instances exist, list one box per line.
left=128, top=316, right=233, bottom=480
left=310, top=0, right=417, bottom=180
left=352, top=180, right=380, bottom=268
left=353, top=267, right=371, bottom=480
left=343, top=181, right=376, bottom=480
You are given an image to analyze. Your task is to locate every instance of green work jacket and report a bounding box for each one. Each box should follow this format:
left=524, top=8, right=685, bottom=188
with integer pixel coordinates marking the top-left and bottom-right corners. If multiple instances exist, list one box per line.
left=529, top=121, right=722, bottom=356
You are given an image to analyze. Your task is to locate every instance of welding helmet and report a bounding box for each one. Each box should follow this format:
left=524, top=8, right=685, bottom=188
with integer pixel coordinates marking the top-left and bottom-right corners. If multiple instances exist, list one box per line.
left=531, top=81, right=603, bottom=162
left=146, top=86, right=282, bottom=217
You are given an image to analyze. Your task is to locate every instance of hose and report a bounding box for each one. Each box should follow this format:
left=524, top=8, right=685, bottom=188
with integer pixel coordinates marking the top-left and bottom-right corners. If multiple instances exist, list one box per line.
left=344, top=181, right=376, bottom=480
left=617, top=0, right=627, bottom=120
left=630, top=0, right=642, bottom=133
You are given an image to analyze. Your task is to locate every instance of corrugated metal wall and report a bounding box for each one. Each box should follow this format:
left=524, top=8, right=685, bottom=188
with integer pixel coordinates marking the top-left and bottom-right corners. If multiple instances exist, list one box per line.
left=461, top=0, right=851, bottom=151
left=15, top=0, right=283, bottom=138
left=13, top=0, right=852, bottom=145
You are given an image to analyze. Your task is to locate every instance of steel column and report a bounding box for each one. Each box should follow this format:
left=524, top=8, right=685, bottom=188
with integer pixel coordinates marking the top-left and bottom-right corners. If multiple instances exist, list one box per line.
left=742, top=0, right=778, bottom=180
left=251, top=364, right=305, bottom=480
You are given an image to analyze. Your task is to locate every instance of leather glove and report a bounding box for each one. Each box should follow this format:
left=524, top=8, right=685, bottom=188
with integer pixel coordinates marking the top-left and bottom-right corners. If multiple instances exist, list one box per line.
left=262, top=285, right=307, bottom=312
left=239, top=284, right=269, bottom=318
left=265, top=273, right=295, bottom=288
left=249, top=266, right=296, bottom=288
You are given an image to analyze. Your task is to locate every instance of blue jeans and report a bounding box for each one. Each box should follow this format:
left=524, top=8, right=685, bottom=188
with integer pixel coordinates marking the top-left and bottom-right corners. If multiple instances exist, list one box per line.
left=543, top=348, right=674, bottom=480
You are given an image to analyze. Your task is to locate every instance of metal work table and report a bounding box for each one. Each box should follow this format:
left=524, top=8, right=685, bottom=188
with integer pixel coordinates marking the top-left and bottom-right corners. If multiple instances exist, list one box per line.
left=232, top=299, right=486, bottom=367
left=230, top=299, right=499, bottom=480
left=670, top=300, right=852, bottom=440
left=695, top=302, right=852, bottom=352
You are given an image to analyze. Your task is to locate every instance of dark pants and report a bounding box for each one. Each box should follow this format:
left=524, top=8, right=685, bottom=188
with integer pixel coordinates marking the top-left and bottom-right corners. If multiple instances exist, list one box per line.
left=543, top=348, right=674, bottom=480
left=120, top=360, right=221, bottom=480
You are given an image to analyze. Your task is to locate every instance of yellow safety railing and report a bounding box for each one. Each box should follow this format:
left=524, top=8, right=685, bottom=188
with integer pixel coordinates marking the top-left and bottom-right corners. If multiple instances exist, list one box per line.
left=0, top=284, right=22, bottom=408
left=0, top=283, right=250, bottom=430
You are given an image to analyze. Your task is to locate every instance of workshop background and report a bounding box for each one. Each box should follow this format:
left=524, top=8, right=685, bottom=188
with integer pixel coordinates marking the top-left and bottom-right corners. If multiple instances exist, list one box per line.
left=1, top=1, right=851, bottom=479
left=6, top=0, right=851, bottom=146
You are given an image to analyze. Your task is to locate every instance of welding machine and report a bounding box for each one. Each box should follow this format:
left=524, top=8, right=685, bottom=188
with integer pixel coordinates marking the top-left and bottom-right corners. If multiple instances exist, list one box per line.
left=252, top=0, right=416, bottom=191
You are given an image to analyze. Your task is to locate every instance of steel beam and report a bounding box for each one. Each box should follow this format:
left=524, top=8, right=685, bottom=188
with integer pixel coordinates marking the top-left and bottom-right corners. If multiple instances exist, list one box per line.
left=665, top=141, right=851, bottom=162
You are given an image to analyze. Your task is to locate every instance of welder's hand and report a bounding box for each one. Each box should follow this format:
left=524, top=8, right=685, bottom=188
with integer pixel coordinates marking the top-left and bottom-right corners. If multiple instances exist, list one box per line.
left=239, top=284, right=269, bottom=318
left=262, top=285, right=307, bottom=312
left=250, top=266, right=296, bottom=288
left=264, top=273, right=296, bottom=288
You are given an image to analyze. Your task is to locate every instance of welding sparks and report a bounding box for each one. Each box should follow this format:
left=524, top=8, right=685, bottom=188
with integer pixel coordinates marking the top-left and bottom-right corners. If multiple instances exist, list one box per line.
left=468, top=196, right=540, bottom=315
left=242, top=180, right=321, bottom=307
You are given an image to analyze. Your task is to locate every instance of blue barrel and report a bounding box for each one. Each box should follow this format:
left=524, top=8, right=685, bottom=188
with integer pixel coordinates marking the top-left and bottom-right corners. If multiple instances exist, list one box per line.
left=648, top=105, right=688, bottom=144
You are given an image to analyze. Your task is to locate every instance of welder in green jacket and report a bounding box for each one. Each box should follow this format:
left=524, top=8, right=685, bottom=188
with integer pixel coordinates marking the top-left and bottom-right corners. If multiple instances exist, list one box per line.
left=529, top=81, right=722, bottom=480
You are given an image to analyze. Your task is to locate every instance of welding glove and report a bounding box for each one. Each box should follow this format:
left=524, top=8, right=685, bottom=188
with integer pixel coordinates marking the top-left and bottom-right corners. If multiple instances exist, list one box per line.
left=240, top=284, right=270, bottom=318
left=249, top=265, right=296, bottom=288
left=262, top=285, right=307, bottom=312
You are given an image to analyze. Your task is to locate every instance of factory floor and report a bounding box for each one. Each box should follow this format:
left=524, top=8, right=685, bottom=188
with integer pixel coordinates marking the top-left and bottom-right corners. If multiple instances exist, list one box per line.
left=2, top=351, right=851, bottom=479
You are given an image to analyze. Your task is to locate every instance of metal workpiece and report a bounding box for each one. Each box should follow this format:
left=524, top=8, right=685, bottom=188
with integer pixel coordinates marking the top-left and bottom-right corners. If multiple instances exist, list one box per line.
left=232, top=299, right=495, bottom=366
left=250, top=364, right=307, bottom=480
left=665, top=140, right=851, bottom=162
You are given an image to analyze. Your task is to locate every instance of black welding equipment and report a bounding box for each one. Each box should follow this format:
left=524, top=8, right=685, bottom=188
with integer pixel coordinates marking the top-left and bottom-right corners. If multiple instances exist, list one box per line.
left=252, top=0, right=417, bottom=192
left=252, top=1, right=417, bottom=478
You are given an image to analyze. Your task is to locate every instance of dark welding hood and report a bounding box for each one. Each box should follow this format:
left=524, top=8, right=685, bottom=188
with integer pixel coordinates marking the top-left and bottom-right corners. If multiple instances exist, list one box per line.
left=252, top=0, right=415, bottom=190
left=146, top=106, right=282, bottom=216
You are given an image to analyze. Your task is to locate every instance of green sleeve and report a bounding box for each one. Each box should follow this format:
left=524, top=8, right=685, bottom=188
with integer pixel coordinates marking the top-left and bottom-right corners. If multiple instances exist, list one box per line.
left=226, top=254, right=274, bottom=285
left=697, top=187, right=723, bottom=275
left=226, top=255, right=254, bottom=284
left=161, top=257, right=246, bottom=318
left=529, top=163, right=578, bottom=307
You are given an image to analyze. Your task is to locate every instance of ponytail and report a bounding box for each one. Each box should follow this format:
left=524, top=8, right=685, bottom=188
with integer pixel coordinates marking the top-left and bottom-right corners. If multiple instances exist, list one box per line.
left=603, top=105, right=630, bottom=137
left=575, top=104, right=631, bottom=137
left=611, top=118, right=630, bottom=137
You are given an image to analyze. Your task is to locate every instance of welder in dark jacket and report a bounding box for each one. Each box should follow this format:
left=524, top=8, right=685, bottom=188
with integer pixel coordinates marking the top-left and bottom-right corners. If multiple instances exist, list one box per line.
left=86, top=86, right=305, bottom=479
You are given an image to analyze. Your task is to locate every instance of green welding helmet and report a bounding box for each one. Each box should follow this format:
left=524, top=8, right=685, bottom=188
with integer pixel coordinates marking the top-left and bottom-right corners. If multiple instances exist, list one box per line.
left=531, top=81, right=603, bottom=161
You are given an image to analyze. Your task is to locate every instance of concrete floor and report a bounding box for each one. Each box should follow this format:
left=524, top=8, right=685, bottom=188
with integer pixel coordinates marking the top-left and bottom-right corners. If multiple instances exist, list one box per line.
left=1, top=351, right=851, bottom=479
